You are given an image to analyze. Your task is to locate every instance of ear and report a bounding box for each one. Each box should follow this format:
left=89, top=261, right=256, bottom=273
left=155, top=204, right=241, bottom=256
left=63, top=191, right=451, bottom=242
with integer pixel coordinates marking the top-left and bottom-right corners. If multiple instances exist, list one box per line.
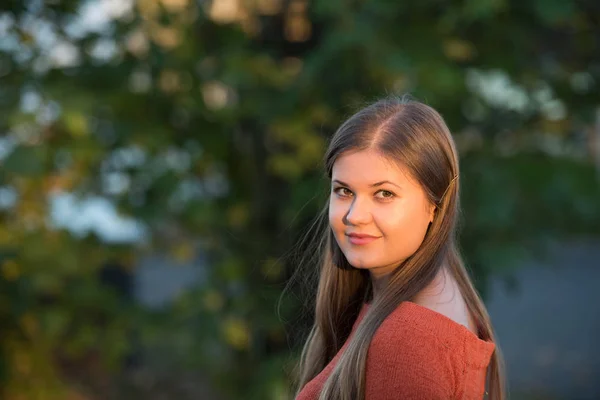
left=428, top=203, right=436, bottom=223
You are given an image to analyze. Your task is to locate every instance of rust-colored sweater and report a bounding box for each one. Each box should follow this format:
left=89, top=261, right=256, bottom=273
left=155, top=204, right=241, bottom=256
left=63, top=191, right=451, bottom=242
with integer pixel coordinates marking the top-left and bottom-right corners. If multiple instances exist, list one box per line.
left=296, top=301, right=495, bottom=400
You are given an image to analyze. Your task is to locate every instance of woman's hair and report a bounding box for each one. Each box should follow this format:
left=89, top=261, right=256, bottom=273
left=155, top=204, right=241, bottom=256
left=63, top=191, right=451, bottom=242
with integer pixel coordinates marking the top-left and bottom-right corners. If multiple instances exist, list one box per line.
left=290, top=96, right=505, bottom=400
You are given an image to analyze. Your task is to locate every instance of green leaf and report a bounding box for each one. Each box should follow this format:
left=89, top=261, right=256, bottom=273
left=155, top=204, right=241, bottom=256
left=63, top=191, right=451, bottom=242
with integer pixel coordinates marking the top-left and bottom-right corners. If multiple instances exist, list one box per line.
left=3, top=146, right=46, bottom=176
left=533, top=0, right=576, bottom=25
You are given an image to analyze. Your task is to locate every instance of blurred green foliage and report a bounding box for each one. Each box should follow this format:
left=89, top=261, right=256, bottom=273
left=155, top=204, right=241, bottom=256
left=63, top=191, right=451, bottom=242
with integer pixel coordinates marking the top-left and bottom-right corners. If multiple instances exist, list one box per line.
left=0, top=0, right=599, bottom=398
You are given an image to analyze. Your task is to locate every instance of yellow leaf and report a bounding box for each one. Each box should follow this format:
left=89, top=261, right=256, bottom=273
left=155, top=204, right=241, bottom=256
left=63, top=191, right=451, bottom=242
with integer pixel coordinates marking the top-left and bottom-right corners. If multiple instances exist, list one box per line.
left=255, top=0, right=283, bottom=16
left=261, top=257, right=282, bottom=279
left=203, top=289, right=225, bottom=312
left=267, top=155, right=303, bottom=180
left=0, top=227, right=15, bottom=245
left=64, top=112, right=89, bottom=137
left=222, top=317, right=251, bottom=350
left=2, top=260, right=20, bottom=281
left=170, top=242, right=195, bottom=263
left=298, top=134, right=325, bottom=166
left=20, top=313, right=38, bottom=337
left=207, top=0, right=243, bottom=24
left=227, top=203, right=249, bottom=228
left=14, top=348, right=32, bottom=375
left=161, top=0, right=189, bottom=13
left=443, top=39, right=476, bottom=62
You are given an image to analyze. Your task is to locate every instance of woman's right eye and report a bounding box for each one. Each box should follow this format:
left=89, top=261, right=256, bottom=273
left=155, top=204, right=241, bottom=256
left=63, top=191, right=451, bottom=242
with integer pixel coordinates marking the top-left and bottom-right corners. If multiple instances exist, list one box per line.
left=333, top=187, right=352, bottom=197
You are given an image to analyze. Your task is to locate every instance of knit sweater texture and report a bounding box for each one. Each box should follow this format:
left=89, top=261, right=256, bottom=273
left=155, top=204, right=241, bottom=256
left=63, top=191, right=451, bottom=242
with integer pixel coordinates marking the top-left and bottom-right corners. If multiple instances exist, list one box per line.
left=296, top=301, right=495, bottom=400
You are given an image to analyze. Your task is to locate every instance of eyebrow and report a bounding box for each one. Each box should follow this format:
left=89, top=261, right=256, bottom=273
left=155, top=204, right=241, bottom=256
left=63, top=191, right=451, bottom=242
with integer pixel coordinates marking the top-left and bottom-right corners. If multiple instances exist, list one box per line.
left=332, top=179, right=403, bottom=190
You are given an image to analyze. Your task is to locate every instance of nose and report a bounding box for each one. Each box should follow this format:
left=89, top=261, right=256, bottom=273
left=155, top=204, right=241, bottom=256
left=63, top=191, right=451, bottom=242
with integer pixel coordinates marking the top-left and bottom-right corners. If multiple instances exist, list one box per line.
left=343, top=197, right=372, bottom=226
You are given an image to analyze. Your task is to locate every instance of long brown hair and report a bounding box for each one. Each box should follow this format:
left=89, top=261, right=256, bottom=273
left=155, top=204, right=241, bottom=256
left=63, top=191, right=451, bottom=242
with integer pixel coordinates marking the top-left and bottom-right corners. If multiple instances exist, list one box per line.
left=291, top=96, right=505, bottom=400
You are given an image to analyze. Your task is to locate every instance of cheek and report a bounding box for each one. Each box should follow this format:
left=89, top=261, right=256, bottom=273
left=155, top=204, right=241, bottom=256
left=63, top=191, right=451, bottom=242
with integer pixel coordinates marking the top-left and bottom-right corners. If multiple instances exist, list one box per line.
left=374, top=207, right=403, bottom=235
left=377, top=203, right=430, bottom=249
left=329, top=203, right=341, bottom=233
left=328, top=200, right=343, bottom=229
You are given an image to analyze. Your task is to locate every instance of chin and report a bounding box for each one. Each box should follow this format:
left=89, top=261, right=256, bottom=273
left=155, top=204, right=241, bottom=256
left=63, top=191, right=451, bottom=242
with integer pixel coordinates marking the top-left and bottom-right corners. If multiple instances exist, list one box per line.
left=344, top=255, right=376, bottom=270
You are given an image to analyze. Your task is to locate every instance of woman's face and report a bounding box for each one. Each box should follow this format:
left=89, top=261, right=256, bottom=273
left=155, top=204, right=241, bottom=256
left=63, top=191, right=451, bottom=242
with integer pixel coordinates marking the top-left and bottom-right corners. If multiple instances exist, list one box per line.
left=328, top=149, right=435, bottom=279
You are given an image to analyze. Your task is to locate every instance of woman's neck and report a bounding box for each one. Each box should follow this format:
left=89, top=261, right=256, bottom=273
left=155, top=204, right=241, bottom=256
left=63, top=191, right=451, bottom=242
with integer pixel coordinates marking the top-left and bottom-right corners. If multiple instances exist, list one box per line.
left=413, top=266, right=477, bottom=334
left=369, top=272, right=390, bottom=303
left=368, top=266, right=476, bottom=334
left=367, top=264, right=453, bottom=302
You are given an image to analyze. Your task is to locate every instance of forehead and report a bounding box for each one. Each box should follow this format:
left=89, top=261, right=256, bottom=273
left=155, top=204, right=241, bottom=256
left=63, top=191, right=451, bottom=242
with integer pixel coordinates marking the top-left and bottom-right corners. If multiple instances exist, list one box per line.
left=331, top=149, right=410, bottom=184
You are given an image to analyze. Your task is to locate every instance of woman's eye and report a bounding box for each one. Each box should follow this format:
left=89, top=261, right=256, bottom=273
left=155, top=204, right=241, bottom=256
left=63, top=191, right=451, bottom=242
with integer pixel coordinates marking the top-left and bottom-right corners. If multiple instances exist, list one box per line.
left=334, top=187, right=352, bottom=197
left=376, top=190, right=395, bottom=199
left=333, top=188, right=394, bottom=200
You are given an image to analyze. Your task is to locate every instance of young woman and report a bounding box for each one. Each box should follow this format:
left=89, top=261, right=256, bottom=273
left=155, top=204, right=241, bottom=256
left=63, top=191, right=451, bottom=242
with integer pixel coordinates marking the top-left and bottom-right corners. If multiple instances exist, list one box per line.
left=292, top=97, right=505, bottom=400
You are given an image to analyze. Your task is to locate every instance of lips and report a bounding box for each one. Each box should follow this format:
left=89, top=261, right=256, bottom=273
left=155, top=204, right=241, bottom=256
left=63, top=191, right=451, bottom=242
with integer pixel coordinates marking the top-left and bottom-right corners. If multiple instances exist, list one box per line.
left=346, top=232, right=380, bottom=245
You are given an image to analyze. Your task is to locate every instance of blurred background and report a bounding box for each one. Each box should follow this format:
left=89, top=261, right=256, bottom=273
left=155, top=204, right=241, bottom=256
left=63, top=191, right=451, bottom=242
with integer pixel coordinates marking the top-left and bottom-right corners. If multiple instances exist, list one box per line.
left=0, top=0, right=599, bottom=399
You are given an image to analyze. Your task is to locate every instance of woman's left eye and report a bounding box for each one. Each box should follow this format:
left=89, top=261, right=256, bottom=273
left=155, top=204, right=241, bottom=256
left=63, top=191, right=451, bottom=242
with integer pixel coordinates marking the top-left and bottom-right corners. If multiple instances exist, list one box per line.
left=376, top=190, right=395, bottom=199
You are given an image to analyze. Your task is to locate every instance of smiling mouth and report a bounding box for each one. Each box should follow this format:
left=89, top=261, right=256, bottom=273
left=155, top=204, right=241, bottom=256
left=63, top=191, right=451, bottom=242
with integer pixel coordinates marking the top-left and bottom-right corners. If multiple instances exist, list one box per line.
left=346, top=235, right=380, bottom=245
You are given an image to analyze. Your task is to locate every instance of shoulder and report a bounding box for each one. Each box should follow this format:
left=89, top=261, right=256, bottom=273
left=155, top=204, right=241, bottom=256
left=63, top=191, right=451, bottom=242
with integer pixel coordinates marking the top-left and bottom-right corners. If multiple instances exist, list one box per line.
left=412, top=267, right=478, bottom=334
left=364, top=302, right=456, bottom=399
left=363, top=301, right=494, bottom=399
